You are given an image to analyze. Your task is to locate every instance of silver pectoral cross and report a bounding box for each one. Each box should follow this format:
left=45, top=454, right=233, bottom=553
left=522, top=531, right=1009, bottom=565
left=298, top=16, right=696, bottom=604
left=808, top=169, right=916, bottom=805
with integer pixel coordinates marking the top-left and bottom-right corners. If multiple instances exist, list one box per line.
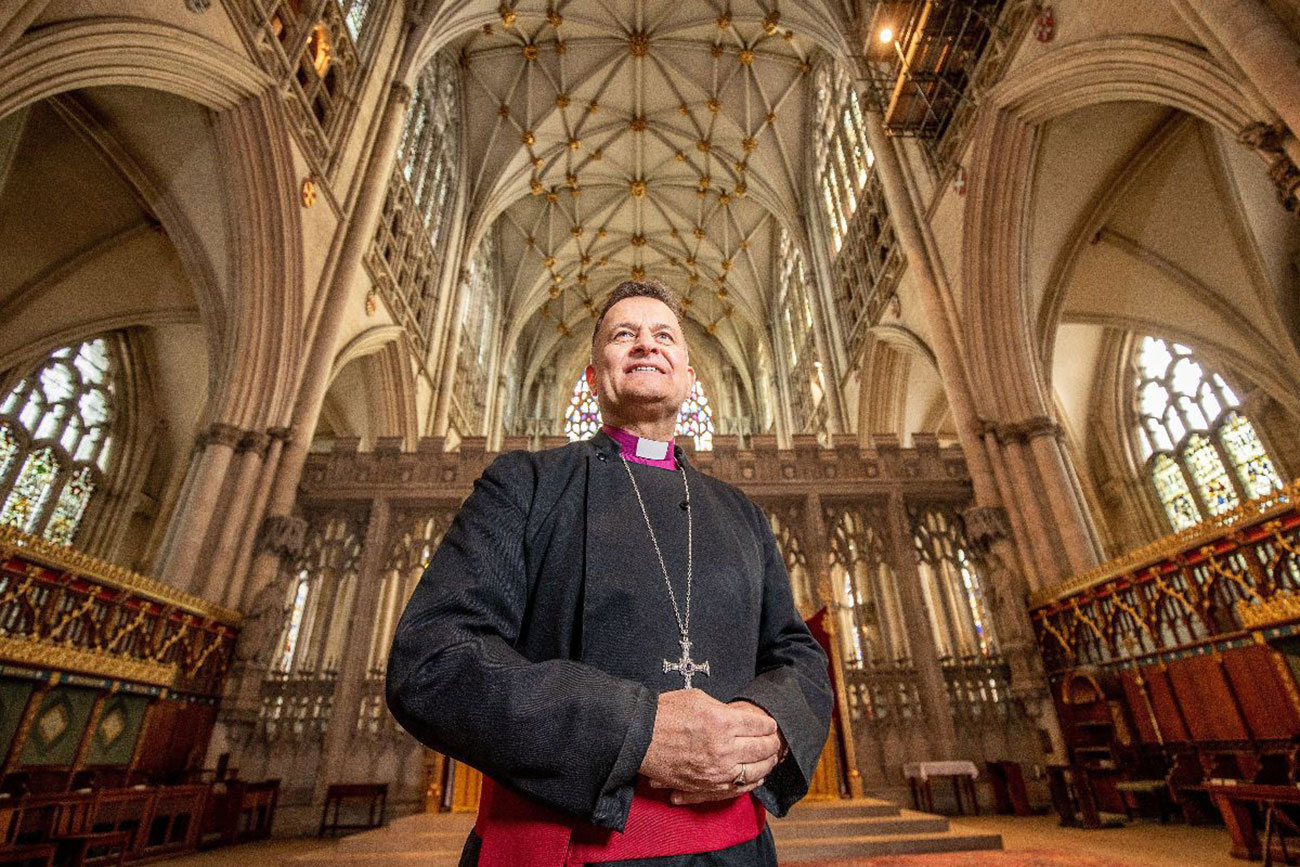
left=663, top=634, right=710, bottom=689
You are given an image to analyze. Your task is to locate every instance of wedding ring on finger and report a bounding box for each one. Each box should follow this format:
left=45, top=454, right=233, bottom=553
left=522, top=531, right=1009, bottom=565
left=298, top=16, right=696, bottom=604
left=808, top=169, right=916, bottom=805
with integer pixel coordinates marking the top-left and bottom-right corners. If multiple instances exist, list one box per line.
left=734, top=763, right=748, bottom=787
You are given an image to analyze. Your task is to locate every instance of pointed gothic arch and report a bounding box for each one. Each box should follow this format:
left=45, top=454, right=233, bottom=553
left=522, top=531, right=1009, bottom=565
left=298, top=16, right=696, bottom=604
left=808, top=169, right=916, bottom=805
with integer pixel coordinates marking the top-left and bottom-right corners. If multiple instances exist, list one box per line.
left=962, top=36, right=1265, bottom=426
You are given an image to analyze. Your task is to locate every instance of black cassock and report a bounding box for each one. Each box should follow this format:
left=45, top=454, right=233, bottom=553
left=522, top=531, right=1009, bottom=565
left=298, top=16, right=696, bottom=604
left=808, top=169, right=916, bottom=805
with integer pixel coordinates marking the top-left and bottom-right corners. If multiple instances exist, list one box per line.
left=387, top=431, right=833, bottom=865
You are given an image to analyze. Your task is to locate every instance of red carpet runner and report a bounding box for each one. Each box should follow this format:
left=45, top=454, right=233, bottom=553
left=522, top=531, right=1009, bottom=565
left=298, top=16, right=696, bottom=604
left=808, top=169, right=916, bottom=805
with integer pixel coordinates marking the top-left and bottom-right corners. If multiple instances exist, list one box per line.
left=785, top=851, right=1142, bottom=867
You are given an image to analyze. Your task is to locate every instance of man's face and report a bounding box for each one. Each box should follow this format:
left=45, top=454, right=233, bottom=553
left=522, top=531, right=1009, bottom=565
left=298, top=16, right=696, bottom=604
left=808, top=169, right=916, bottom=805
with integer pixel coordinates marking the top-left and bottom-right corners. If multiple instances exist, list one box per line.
left=587, top=296, right=695, bottom=425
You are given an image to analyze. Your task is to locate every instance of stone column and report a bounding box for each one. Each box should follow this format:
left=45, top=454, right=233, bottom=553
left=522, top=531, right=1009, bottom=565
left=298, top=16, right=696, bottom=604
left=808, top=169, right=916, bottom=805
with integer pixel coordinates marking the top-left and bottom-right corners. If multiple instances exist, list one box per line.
left=1024, top=422, right=1103, bottom=573
left=489, top=374, right=508, bottom=450
left=432, top=273, right=468, bottom=436
left=313, top=497, right=391, bottom=804
left=980, top=430, right=1051, bottom=588
left=883, top=488, right=958, bottom=758
left=961, top=505, right=1062, bottom=760
left=862, top=114, right=999, bottom=506
left=226, top=427, right=291, bottom=609
left=803, top=492, right=865, bottom=798
left=240, top=78, right=414, bottom=609
left=1175, top=0, right=1300, bottom=138
left=198, top=430, right=271, bottom=602
left=156, top=422, right=242, bottom=594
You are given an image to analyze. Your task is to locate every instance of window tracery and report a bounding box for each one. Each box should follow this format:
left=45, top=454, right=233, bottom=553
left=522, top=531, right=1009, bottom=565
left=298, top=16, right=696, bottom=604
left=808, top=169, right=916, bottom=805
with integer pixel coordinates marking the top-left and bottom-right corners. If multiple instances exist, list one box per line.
left=0, top=338, right=117, bottom=547
left=1134, top=336, right=1283, bottom=530
left=775, top=229, right=826, bottom=436
left=823, top=502, right=910, bottom=668
left=910, top=505, right=997, bottom=660
left=246, top=0, right=368, bottom=157
left=561, top=374, right=716, bottom=451
left=368, top=52, right=461, bottom=353
left=272, top=509, right=366, bottom=675
left=358, top=508, right=455, bottom=735
left=813, top=62, right=903, bottom=360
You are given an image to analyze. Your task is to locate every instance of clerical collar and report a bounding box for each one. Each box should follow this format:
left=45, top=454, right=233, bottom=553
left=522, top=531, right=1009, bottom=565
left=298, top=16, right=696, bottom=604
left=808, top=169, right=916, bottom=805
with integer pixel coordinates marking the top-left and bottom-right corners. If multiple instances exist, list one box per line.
left=600, top=424, right=677, bottom=470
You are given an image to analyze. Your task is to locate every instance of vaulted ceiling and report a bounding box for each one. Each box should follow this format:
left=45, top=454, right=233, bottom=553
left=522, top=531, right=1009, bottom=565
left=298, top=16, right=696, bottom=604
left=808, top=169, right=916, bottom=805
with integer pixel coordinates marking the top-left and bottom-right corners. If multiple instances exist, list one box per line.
left=434, top=0, right=854, bottom=394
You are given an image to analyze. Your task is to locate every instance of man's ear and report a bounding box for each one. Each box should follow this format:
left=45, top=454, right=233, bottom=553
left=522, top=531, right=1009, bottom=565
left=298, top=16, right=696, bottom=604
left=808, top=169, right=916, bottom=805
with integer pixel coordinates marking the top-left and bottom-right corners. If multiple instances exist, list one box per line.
left=585, top=364, right=597, bottom=396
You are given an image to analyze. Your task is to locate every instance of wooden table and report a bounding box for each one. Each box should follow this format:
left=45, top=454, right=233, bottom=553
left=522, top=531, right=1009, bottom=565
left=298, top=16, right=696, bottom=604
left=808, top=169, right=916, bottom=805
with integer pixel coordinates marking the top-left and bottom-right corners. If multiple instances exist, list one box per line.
left=319, top=784, right=387, bottom=837
left=1204, top=782, right=1300, bottom=861
left=903, top=761, right=980, bottom=815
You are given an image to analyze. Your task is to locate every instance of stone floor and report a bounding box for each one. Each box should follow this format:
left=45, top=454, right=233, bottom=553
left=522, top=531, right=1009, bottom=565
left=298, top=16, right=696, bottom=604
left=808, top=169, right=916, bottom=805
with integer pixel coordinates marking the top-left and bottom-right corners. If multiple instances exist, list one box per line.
left=160, top=812, right=1252, bottom=867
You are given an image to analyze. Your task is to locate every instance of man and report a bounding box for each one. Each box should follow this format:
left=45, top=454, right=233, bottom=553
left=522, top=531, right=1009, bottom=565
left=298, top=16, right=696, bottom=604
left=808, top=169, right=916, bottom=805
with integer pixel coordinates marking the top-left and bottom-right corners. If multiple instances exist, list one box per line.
left=387, top=280, right=833, bottom=865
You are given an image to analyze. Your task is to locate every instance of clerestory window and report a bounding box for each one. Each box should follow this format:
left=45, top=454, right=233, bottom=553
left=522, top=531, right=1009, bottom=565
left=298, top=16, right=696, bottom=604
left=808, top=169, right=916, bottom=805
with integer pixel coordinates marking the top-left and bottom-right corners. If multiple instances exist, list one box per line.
left=1133, top=336, right=1283, bottom=531
left=0, top=337, right=117, bottom=546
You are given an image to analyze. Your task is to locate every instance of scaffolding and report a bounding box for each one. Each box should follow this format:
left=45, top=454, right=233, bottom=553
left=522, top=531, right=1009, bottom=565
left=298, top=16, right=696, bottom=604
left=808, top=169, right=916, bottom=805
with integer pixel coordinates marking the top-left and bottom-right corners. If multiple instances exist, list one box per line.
left=859, top=0, right=1010, bottom=141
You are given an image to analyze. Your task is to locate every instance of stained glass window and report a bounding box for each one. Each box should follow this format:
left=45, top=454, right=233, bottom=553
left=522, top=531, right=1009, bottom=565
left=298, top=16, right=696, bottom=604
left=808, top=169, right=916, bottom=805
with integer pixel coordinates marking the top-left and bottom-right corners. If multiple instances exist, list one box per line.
left=339, top=0, right=376, bottom=41
left=276, top=571, right=311, bottom=673
left=563, top=375, right=601, bottom=441
left=562, top=374, right=717, bottom=451
left=0, top=426, right=17, bottom=483
left=1184, top=433, right=1238, bottom=515
left=44, top=466, right=95, bottom=547
left=0, top=338, right=116, bottom=546
left=676, top=381, right=715, bottom=451
left=1152, top=453, right=1200, bottom=531
left=0, top=447, right=58, bottom=535
left=1220, top=411, right=1283, bottom=499
left=1134, top=336, right=1284, bottom=530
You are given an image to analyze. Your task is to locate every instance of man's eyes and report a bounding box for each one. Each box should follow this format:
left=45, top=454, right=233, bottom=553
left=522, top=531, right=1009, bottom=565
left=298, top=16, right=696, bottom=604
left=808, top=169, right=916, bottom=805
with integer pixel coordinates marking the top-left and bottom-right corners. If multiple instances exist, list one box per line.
left=612, top=329, right=675, bottom=342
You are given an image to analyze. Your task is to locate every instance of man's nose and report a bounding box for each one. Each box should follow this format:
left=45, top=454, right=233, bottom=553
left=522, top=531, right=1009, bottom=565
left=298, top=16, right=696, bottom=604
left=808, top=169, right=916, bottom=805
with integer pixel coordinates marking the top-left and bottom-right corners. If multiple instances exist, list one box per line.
left=631, top=331, right=659, bottom=353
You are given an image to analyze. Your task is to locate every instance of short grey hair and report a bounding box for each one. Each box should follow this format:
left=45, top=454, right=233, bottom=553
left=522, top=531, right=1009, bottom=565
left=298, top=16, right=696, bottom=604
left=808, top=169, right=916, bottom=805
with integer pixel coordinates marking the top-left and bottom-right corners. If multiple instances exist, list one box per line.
left=591, top=279, right=685, bottom=349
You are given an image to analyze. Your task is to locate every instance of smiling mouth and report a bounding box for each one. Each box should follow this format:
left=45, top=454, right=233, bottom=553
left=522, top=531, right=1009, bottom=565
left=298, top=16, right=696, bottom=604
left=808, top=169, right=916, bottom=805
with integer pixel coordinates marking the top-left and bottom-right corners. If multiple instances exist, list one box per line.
left=627, top=365, right=664, bottom=373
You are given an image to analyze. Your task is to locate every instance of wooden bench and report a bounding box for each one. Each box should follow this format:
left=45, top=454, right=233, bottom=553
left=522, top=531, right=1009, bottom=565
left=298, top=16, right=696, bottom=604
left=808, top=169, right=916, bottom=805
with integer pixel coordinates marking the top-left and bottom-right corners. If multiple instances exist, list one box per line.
left=319, top=784, right=387, bottom=837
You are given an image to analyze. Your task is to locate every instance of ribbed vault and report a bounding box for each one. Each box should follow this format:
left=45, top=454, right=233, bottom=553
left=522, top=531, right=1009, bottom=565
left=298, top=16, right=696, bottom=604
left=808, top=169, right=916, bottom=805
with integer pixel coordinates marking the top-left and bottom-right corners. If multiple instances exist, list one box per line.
left=439, top=0, right=842, bottom=404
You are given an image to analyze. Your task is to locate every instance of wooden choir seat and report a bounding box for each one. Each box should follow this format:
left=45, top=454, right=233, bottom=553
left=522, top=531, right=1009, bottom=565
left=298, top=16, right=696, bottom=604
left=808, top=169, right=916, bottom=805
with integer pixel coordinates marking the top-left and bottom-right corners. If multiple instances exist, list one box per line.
left=142, top=784, right=207, bottom=857
left=0, top=779, right=278, bottom=863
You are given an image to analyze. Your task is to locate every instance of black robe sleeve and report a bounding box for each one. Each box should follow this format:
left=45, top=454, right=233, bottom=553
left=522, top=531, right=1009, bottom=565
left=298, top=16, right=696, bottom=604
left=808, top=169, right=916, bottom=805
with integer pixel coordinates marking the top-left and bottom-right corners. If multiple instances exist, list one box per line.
left=730, top=501, right=834, bottom=817
left=385, top=452, right=657, bottom=831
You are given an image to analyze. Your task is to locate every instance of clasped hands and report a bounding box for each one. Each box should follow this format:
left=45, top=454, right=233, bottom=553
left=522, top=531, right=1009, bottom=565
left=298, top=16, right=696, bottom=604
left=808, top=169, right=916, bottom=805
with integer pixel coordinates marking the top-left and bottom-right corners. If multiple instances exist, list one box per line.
left=639, top=689, right=786, bottom=805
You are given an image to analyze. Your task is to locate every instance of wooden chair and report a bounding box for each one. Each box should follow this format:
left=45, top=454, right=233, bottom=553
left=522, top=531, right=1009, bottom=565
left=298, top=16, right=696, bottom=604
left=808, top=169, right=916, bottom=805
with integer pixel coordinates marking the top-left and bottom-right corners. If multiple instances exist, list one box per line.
left=0, top=793, right=55, bottom=867
left=86, top=787, right=153, bottom=862
left=141, top=784, right=207, bottom=858
left=10, top=791, right=129, bottom=867
left=237, top=780, right=280, bottom=842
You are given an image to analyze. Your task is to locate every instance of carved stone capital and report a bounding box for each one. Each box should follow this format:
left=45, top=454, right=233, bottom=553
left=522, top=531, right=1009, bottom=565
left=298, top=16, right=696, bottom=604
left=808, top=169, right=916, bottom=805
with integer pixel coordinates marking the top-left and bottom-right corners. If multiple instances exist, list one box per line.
left=1239, top=121, right=1300, bottom=211
left=962, top=505, right=1012, bottom=550
left=1238, top=120, right=1288, bottom=154
left=389, top=81, right=414, bottom=109
left=200, top=423, right=244, bottom=449
left=267, top=426, right=294, bottom=443
left=257, top=515, right=307, bottom=559
left=986, top=416, right=1062, bottom=444
left=237, top=431, right=272, bottom=457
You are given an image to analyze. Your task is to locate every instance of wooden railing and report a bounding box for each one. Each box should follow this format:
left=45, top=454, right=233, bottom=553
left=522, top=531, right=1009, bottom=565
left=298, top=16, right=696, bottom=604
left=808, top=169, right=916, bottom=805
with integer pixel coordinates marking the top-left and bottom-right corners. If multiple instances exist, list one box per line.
left=0, top=526, right=240, bottom=696
left=1031, top=479, right=1300, bottom=673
